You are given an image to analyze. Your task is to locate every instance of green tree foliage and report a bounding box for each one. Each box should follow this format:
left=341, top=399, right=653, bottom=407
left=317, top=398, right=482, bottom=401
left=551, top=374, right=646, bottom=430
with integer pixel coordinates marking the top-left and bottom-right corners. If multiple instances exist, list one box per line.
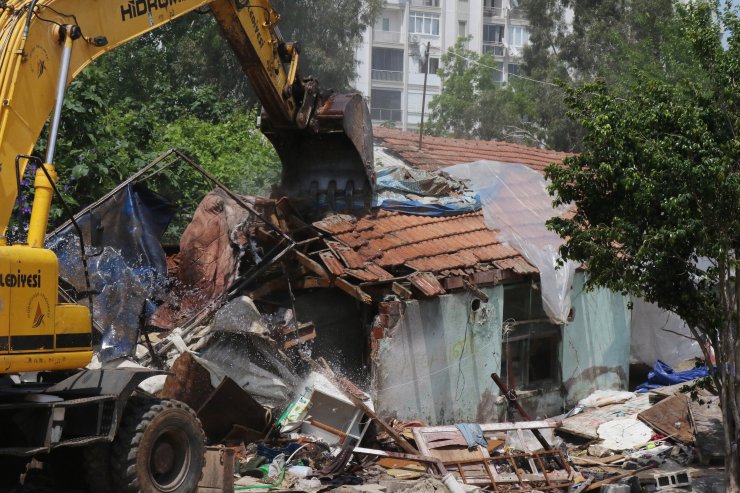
left=30, top=1, right=381, bottom=226
left=428, top=39, right=580, bottom=149
left=429, top=0, right=695, bottom=151
left=273, top=0, right=383, bottom=91
left=546, top=3, right=739, bottom=486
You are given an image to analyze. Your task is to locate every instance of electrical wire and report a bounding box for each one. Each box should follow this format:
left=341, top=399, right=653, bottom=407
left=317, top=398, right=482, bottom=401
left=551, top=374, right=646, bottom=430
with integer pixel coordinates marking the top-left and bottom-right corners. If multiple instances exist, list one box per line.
left=448, top=49, right=560, bottom=88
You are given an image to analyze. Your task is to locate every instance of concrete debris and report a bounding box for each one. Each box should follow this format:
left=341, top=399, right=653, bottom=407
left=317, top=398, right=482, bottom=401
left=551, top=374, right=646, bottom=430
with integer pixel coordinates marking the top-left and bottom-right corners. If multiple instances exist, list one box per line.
left=56, top=172, right=724, bottom=493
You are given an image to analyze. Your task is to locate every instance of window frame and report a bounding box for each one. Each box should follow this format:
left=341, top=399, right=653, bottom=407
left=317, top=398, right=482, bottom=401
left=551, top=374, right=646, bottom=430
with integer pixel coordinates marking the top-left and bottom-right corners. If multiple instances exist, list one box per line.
left=409, top=11, right=440, bottom=36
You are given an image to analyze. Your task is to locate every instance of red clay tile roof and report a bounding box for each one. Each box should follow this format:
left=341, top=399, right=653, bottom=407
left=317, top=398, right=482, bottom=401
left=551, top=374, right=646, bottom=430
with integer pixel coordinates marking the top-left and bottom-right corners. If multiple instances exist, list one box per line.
left=373, top=127, right=572, bottom=173
left=313, top=209, right=537, bottom=286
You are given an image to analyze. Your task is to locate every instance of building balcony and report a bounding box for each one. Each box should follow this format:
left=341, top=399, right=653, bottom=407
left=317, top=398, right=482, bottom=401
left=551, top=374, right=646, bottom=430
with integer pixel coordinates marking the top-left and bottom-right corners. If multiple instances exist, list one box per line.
left=373, top=30, right=403, bottom=44
left=509, top=8, right=527, bottom=20
left=482, top=42, right=505, bottom=57
left=409, top=0, right=441, bottom=8
left=483, top=6, right=504, bottom=19
left=371, top=107, right=403, bottom=122
left=372, top=69, right=404, bottom=82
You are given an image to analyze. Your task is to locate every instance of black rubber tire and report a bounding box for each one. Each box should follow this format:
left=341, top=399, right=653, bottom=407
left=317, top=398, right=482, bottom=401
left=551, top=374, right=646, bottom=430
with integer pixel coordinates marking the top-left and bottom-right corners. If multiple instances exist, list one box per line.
left=83, top=443, right=115, bottom=493
left=110, top=398, right=205, bottom=493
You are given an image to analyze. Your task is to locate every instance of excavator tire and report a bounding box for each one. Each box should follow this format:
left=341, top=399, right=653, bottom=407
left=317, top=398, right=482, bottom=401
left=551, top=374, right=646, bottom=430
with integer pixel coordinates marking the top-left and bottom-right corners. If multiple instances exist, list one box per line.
left=110, top=398, right=205, bottom=493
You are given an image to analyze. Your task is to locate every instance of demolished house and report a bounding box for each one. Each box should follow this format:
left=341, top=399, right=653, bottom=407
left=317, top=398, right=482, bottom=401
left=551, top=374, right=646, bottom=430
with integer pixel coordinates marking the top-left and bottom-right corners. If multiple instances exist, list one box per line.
left=41, top=133, right=725, bottom=492
left=52, top=131, right=631, bottom=422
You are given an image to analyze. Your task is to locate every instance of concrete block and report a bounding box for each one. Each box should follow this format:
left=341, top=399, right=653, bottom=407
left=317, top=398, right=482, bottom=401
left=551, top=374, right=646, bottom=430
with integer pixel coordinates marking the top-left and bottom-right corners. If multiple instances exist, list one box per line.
left=654, top=470, right=691, bottom=490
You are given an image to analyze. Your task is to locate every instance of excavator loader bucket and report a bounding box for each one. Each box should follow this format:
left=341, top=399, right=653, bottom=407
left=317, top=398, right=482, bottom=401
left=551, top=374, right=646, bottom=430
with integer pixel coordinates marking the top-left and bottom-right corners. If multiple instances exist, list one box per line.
left=261, top=93, right=375, bottom=217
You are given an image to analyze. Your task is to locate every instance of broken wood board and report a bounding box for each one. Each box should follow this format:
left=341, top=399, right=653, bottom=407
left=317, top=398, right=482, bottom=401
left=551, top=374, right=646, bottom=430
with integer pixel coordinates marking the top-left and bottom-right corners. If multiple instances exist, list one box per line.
left=638, top=393, right=694, bottom=444
left=559, top=393, right=652, bottom=440
left=688, top=395, right=724, bottom=464
left=411, top=421, right=564, bottom=489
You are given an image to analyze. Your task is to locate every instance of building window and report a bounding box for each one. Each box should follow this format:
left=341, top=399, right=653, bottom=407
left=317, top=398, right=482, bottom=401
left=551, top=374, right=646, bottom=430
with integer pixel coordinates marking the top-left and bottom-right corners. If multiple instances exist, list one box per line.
left=483, top=24, right=504, bottom=43
left=419, top=56, right=439, bottom=74
left=424, top=0, right=440, bottom=6
left=483, top=0, right=503, bottom=17
left=382, top=17, right=390, bottom=31
left=372, top=48, right=404, bottom=81
left=371, top=89, right=402, bottom=122
left=509, top=26, right=530, bottom=47
left=500, top=283, right=560, bottom=388
left=458, top=20, right=467, bottom=37
left=409, top=11, right=440, bottom=36
left=507, top=63, right=520, bottom=77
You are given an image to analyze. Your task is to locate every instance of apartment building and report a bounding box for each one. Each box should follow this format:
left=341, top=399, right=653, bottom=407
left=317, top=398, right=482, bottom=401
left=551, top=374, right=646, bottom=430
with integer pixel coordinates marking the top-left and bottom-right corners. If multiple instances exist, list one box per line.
left=353, top=0, right=530, bottom=130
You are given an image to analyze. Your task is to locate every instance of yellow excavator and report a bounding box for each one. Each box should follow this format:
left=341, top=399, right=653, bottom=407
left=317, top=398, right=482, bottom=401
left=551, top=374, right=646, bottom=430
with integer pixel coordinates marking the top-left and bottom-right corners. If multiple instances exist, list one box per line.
left=0, top=1, right=373, bottom=491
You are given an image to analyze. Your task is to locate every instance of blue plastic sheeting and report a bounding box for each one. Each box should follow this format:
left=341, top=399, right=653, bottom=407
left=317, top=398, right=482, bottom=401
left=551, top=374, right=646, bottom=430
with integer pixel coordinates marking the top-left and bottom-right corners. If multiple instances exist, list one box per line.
left=374, top=165, right=481, bottom=216
left=635, top=360, right=709, bottom=393
left=375, top=197, right=481, bottom=216
left=48, top=183, right=174, bottom=362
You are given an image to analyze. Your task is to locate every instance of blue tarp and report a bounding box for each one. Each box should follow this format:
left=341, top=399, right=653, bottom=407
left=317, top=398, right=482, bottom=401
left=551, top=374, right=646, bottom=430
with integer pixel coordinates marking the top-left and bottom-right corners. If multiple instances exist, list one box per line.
left=374, top=197, right=481, bottom=216
left=374, top=165, right=481, bottom=216
left=635, top=360, right=709, bottom=393
left=48, top=183, right=174, bottom=362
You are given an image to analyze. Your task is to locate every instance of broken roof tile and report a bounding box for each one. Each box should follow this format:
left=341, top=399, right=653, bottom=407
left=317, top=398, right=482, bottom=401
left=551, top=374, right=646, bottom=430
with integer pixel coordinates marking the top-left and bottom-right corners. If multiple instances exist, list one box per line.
left=318, top=251, right=345, bottom=276
left=408, top=272, right=446, bottom=297
left=328, top=242, right=366, bottom=269
left=313, top=214, right=356, bottom=235
left=494, top=257, right=537, bottom=274
left=364, top=263, right=394, bottom=280
left=313, top=208, right=536, bottom=293
left=374, top=126, right=572, bottom=173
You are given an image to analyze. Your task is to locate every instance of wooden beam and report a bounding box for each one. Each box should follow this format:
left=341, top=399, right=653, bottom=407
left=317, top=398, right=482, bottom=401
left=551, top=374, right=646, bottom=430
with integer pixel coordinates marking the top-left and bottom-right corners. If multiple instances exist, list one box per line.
left=335, top=277, right=372, bottom=304
left=353, top=447, right=447, bottom=475
left=294, top=251, right=330, bottom=280
left=392, top=282, right=413, bottom=300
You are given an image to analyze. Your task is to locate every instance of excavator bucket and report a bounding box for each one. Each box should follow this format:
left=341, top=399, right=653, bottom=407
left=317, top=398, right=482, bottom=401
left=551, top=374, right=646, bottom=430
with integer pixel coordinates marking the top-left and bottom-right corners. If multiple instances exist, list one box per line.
left=261, top=93, right=375, bottom=217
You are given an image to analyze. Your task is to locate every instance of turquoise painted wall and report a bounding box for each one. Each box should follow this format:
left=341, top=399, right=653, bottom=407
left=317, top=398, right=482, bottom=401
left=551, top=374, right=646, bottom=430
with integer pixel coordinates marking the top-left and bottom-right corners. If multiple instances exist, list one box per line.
left=373, top=273, right=632, bottom=424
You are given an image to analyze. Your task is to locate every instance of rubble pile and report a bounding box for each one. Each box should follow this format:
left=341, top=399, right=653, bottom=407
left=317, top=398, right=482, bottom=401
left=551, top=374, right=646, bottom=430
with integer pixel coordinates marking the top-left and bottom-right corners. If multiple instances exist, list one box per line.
left=46, top=154, right=726, bottom=492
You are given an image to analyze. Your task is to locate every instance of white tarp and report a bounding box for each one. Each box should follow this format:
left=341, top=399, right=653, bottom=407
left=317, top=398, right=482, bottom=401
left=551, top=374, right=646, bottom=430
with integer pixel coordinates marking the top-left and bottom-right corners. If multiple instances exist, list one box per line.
left=630, top=297, right=702, bottom=366
left=446, top=161, right=576, bottom=324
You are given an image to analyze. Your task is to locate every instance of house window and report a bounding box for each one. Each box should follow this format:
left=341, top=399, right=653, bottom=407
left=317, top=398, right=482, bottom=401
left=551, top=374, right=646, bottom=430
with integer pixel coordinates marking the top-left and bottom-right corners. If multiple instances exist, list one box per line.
left=509, top=26, right=530, bottom=47
left=371, top=89, right=402, bottom=122
left=409, top=11, right=440, bottom=35
left=372, top=48, right=404, bottom=81
left=382, top=17, right=390, bottom=31
left=419, top=56, right=439, bottom=74
left=483, top=24, right=504, bottom=44
left=500, top=283, right=560, bottom=388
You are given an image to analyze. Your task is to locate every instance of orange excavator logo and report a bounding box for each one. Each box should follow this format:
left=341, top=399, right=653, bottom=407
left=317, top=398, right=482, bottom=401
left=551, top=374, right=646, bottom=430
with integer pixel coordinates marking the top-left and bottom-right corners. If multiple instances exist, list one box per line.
left=32, top=303, right=45, bottom=328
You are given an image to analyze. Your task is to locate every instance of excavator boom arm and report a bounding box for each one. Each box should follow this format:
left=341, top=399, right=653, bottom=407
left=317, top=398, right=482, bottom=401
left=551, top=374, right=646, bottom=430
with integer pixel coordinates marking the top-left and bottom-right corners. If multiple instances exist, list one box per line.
left=0, top=0, right=372, bottom=237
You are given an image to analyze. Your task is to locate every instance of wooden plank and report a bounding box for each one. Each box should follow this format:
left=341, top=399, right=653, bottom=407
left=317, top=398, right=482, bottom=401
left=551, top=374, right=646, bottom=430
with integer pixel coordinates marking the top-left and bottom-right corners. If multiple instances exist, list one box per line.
left=637, top=393, right=694, bottom=444
left=334, top=277, right=372, bottom=304
left=294, top=251, right=330, bottom=279
left=353, top=446, right=446, bottom=474
left=415, top=421, right=560, bottom=434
